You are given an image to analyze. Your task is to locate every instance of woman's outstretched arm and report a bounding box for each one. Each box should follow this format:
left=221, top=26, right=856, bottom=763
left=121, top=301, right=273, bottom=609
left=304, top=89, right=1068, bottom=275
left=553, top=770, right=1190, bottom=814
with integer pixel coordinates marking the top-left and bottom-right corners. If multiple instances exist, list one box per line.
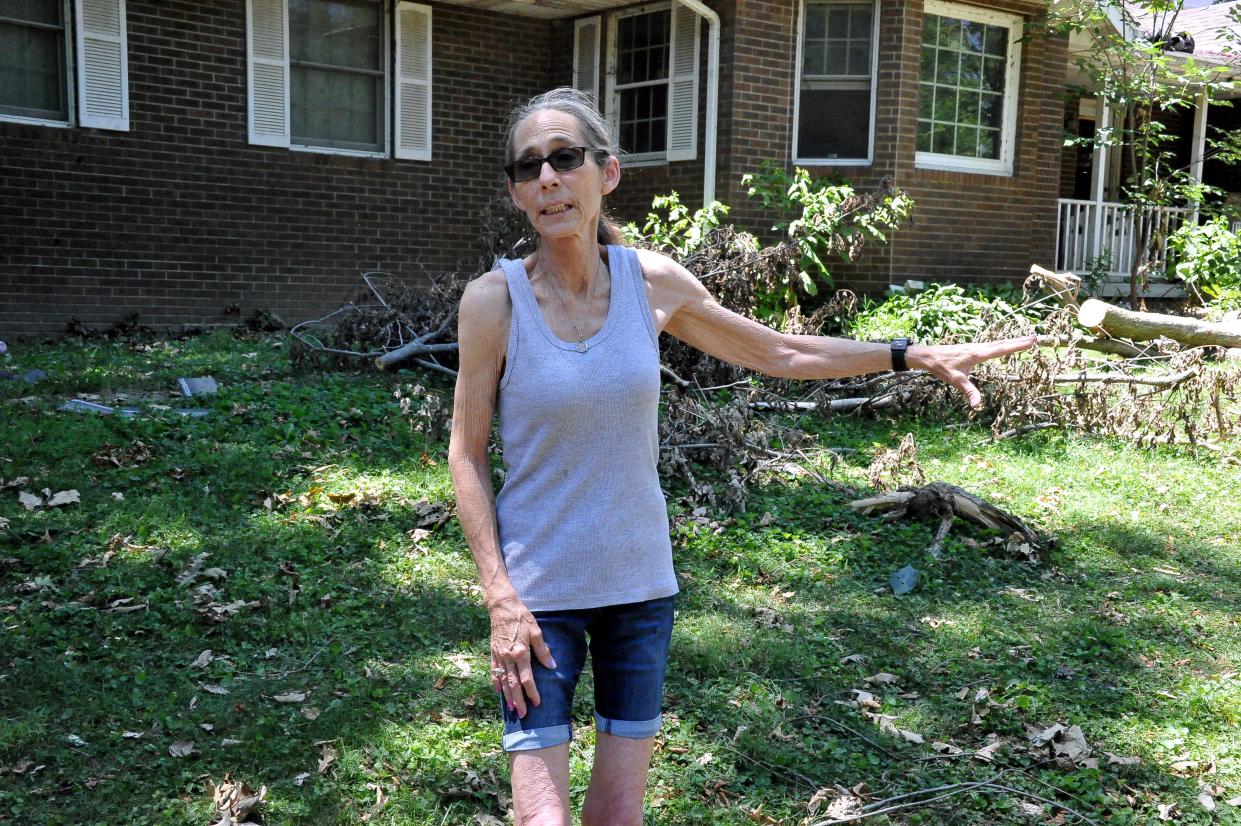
left=640, top=249, right=1035, bottom=408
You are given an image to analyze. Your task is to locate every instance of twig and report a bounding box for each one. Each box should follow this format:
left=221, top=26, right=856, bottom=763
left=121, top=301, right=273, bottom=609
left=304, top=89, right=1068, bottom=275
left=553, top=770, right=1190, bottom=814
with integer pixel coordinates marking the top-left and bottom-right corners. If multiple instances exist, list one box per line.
left=978, top=783, right=1100, bottom=825
left=716, top=744, right=820, bottom=791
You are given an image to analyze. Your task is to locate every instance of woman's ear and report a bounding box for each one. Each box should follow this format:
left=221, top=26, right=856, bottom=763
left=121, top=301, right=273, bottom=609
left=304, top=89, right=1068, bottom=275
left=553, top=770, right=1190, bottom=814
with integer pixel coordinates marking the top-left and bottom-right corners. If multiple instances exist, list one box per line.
left=601, top=155, right=621, bottom=196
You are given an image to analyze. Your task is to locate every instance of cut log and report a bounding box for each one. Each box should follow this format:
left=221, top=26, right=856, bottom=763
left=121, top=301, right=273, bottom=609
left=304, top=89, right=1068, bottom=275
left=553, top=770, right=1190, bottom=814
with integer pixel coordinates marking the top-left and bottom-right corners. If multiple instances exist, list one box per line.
left=1078, top=299, right=1241, bottom=348
left=1029, top=264, right=1082, bottom=307
left=1036, top=334, right=1149, bottom=358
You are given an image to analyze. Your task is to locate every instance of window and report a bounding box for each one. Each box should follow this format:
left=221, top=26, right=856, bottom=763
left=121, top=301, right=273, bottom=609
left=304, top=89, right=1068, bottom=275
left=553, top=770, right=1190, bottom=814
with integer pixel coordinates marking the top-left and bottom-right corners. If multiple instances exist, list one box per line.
left=916, top=0, right=1021, bottom=175
left=795, top=0, right=877, bottom=164
left=603, top=3, right=698, bottom=163
left=289, top=0, right=384, bottom=153
left=248, top=0, right=429, bottom=159
left=0, top=0, right=70, bottom=122
left=1, top=0, right=128, bottom=129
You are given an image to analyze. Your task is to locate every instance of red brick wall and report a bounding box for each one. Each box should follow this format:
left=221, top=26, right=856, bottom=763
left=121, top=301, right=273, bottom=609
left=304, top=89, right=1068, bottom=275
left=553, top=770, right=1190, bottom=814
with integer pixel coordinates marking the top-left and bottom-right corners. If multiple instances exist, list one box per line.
left=0, top=1, right=552, bottom=337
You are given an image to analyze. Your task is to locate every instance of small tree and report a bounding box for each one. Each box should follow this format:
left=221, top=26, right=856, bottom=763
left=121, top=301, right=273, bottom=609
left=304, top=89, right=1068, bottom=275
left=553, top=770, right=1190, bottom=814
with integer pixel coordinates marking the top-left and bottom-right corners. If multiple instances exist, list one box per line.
left=1042, top=0, right=1240, bottom=306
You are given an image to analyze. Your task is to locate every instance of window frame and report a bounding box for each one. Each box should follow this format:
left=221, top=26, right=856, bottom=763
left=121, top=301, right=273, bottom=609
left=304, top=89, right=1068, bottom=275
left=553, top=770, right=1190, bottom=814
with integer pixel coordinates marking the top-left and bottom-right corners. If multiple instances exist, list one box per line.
left=793, top=0, right=879, bottom=166
left=287, top=0, right=390, bottom=159
left=0, top=0, right=75, bottom=128
left=605, top=1, right=673, bottom=167
left=914, top=0, right=1022, bottom=177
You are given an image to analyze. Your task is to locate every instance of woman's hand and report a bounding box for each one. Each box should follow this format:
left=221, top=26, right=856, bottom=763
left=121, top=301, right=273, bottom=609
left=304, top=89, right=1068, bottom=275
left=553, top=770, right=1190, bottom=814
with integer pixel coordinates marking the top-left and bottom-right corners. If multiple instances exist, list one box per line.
left=488, top=595, right=556, bottom=718
left=910, top=334, right=1038, bottom=409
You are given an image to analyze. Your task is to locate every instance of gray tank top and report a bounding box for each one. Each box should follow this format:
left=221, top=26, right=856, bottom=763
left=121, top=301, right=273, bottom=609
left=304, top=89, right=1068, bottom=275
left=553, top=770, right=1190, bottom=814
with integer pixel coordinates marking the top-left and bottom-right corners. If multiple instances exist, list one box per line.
left=495, top=245, right=678, bottom=612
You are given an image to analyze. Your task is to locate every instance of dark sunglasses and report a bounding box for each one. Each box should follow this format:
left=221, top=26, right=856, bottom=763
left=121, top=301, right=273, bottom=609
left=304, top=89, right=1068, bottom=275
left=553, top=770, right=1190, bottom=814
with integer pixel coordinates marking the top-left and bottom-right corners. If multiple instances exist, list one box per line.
left=505, top=146, right=592, bottom=183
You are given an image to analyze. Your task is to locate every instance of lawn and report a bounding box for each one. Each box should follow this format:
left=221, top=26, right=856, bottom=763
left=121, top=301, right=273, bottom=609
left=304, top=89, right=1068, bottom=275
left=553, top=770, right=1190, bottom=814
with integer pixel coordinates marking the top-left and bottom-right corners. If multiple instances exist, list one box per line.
left=1, top=331, right=1239, bottom=825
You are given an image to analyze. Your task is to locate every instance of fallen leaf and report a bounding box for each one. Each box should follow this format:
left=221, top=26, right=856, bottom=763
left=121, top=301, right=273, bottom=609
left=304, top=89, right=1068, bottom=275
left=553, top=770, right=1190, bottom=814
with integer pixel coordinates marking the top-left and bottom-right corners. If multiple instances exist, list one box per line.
left=1018, top=800, right=1045, bottom=817
left=1106, top=752, right=1140, bottom=766
left=211, top=773, right=266, bottom=824
left=697, top=752, right=713, bottom=765
left=865, top=672, right=899, bottom=686
left=932, top=741, right=963, bottom=755
left=221, top=738, right=242, bottom=747
left=446, top=653, right=472, bottom=678
left=45, top=490, right=80, bottom=508
left=199, top=683, right=230, bottom=695
left=898, top=729, right=924, bottom=744
left=1157, top=802, right=1177, bottom=820
left=66, top=734, right=88, bottom=747
left=112, top=492, right=124, bottom=501
left=318, top=744, right=338, bottom=774
left=18, top=492, right=41, bottom=511
left=168, top=741, right=196, bottom=758
left=840, top=653, right=865, bottom=665
left=301, top=706, right=321, bottom=721
left=1198, top=789, right=1215, bottom=812
left=190, top=650, right=215, bottom=669
left=975, top=740, right=1004, bottom=762
left=293, top=772, right=312, bottom=786
left=273, top=692, right=306, bottom=704
left=200, top=723, right=214, bottom=732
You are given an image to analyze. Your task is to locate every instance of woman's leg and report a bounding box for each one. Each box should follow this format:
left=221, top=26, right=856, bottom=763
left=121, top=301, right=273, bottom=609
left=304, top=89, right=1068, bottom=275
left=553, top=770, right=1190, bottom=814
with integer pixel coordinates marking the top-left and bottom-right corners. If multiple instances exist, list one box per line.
left=581, top=732, right=654, bottom=826
left=510, top=743, right=572, bottom=826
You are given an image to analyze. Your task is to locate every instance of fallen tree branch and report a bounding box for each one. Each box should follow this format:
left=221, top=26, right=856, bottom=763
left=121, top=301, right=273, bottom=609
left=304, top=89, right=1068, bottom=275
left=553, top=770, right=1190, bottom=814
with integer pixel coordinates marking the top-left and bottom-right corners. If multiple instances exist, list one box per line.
left=1035, top=334, right=1150, bottom=359
left=1050, top=367, right=1199, bottom=387
left=849, top=482, right=1040, bottom=555
left=1079, top=299, right=1241, bottom=348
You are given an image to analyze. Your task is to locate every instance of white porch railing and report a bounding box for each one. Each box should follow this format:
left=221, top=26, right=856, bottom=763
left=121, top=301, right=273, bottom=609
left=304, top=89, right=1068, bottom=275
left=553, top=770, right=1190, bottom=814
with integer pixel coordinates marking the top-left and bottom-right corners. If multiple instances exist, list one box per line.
left=1055, top=199, right=1191, bottom=287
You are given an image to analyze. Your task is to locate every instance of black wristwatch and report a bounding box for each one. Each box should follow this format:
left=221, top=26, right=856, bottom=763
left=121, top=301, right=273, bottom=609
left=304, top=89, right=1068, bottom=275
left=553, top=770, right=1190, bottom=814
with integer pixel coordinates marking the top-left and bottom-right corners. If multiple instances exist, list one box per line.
left=890, top=337, right=910, bottom=372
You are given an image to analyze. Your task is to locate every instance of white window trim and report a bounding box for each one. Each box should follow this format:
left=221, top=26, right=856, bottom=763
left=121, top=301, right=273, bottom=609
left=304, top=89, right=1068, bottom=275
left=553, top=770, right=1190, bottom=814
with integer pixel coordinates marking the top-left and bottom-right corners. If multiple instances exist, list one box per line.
left=606, top=1, right=672, bottom=167
left=914, top=0, right=1022, bottom=177
left=793, top=0, right=879, bottom=166
left=289, top=0, right=391, bottom=158
left=0, top=0, right=76, bottom=128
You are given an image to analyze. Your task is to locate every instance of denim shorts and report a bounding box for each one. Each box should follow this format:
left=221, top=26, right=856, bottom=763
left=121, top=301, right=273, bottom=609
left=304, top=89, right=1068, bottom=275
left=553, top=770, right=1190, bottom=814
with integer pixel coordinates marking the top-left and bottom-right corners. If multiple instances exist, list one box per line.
left=500, top=595, right=675, bottom=752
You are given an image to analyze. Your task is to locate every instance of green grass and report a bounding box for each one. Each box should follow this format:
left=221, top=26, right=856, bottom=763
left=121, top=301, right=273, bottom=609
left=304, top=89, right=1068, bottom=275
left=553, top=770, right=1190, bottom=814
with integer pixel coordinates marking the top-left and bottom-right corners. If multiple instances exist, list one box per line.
left=1, top=332, right=1239, bottom=824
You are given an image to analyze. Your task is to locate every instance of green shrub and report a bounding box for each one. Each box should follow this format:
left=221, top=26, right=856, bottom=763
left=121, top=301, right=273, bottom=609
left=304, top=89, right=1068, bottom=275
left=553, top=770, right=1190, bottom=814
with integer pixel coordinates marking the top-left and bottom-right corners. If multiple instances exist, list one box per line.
left=848, top=283, right=1039, bottom=343
left=622, top=192, right=729, bottom=257
left=741, top=162, right=913, bottom=298
left=1167, top=217, right=1241, bottom=307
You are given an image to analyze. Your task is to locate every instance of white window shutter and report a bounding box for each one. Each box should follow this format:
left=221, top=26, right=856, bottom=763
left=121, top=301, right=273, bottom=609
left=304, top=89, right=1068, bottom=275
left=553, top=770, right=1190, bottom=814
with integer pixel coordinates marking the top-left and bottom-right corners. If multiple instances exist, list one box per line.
left=396, top=2, right=432, bottom=161
left=247, top=0, right=290, bottom=147
left=573, top=16, right=601, bottom=106
left=666, top=2, right=699, bottom=162
left=75, top=0, right=129, bottom=130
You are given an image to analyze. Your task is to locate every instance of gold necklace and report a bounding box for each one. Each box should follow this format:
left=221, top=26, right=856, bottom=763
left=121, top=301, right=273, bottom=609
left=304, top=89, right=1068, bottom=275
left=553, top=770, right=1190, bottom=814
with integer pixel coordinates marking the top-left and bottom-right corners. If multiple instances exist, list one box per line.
left=539, top=255, right=605, bottom=353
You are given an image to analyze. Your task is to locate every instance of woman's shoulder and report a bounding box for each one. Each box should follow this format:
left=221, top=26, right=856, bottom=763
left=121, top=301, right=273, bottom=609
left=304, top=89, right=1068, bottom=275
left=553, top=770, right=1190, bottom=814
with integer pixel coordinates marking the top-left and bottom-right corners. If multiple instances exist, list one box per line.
left=459, top=269, right=513, bottom=335
left=629, top=247, right=706, bottom=300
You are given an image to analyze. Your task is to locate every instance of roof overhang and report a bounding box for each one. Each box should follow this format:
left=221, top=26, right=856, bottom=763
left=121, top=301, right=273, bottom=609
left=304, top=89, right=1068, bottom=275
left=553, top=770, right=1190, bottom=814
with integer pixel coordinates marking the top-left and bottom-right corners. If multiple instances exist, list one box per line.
left=432, top=0, right=637, bottom=19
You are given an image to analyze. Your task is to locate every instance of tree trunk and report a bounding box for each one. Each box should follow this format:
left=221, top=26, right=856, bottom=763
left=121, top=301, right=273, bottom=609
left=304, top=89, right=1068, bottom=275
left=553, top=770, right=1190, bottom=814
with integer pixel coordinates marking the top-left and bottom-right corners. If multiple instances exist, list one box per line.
left=1079, top=299, right=1241, bottom=347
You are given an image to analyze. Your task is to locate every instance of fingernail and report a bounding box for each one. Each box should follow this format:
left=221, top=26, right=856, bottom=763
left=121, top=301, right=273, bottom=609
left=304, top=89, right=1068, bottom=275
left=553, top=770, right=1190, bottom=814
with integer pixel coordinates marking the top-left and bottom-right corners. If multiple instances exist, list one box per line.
left=549, top=657, right=558, bottom=669
left=507, top=700, right=514, bottom=712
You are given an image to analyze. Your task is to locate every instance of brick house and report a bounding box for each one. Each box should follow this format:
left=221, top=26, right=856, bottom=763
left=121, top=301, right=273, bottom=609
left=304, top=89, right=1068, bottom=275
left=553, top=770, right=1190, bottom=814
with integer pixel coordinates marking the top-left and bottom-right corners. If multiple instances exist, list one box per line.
left=1, top=0, right=1070, bottom=337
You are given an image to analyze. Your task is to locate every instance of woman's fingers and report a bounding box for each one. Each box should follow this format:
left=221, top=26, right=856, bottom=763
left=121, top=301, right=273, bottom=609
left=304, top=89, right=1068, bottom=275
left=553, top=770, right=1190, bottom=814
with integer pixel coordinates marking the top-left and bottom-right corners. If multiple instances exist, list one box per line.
left=529, top=624, right=557, bottom=670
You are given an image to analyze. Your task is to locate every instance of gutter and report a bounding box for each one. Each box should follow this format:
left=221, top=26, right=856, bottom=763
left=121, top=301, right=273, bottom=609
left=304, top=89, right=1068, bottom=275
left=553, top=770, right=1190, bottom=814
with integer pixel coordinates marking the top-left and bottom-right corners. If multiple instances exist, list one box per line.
left=673, top=0, right=720, bottom=208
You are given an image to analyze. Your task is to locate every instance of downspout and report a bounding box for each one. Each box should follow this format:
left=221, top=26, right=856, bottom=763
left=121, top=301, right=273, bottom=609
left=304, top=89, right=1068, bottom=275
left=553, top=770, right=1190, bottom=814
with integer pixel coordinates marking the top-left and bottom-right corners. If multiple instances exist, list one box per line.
left=674, top=0, right=720, bottom=208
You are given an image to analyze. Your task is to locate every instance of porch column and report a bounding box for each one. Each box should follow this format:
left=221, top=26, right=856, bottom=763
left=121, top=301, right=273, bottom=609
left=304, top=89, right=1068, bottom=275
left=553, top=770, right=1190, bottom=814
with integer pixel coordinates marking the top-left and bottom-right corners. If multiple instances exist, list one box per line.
left=1190, top=91, right=1209, bottom=223
left=1091, top=96, right=1110, bottom=267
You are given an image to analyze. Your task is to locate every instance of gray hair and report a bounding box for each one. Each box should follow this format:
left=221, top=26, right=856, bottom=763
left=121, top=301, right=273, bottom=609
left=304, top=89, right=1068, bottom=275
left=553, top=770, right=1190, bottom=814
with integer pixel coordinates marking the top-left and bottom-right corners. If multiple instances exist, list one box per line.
left=503, top=87, right=621, bottom=172
left=503, top=87, right=624, bottom=246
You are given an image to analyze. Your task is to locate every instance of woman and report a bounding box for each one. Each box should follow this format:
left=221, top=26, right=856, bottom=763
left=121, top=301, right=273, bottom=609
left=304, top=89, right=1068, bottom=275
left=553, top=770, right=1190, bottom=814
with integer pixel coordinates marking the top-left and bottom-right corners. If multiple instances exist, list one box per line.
left=448, top=88, right=1035, bottom=826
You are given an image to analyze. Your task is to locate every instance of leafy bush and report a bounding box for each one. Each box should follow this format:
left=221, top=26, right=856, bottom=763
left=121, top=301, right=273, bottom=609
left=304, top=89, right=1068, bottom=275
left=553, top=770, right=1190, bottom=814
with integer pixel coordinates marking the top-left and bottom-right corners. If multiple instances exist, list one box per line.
left=1167, top=217, right=1241, bottom=307
left=742, top=162, right=913, bottom=298
left=847, top=283, right=1038, bottom=343
left=622, top=192, right=729, bottom=257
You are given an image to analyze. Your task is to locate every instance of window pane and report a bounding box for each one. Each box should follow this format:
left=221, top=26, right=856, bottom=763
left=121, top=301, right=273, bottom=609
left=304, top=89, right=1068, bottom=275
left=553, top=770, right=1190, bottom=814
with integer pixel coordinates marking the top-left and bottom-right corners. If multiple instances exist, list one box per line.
left=619, top=84, right=667, bottom=154
left=936, top=16, right=960, bottom=50
left=978, top=128, right=999, bottom=159
left=961, top=20, right=986, bottom=53
left=982, top=56, right=1005, bottom=92
left=0, top=21, right=65, bottom=118
left=825, top=41, right=847, bottom=74
left=849, top=7, right=871, bottom=38
left=931, top=122, right=953, bottom=154
left=958, top=90, right=980, bottom=124
left=980, top=92, right=1003, bottom=128
left=918, top=83, right=934, bottom=120
left=935, top=50, right=958, bottom=85
left=919, top=48, right=935, bottom=82
left=0, top=0, right=60, bottom=26
left=847, top=42, right=869, bottom=74
left=804, top=40, right=825, bottom=75
left=291, top=66, right=379, bottom=148
left=933, top=86, right=956, bottom=122
left=617, top=10, right=669, bottom=84
left=827, top=7, right=849, bottom=37
left=290, top=0, right=380, bottom=71
left=921, top=14, right=937, bottom=45
left=805, top=5, right=826, bottom=38
left=960, top=53, right=981, bottom=89
left=917, top=120, right=933, bottom=152
left=798, top=87, right=871, bottom=158
left=957, top=125, right=977, bottom=156
left=984, top=24, right=1007, bottom=57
